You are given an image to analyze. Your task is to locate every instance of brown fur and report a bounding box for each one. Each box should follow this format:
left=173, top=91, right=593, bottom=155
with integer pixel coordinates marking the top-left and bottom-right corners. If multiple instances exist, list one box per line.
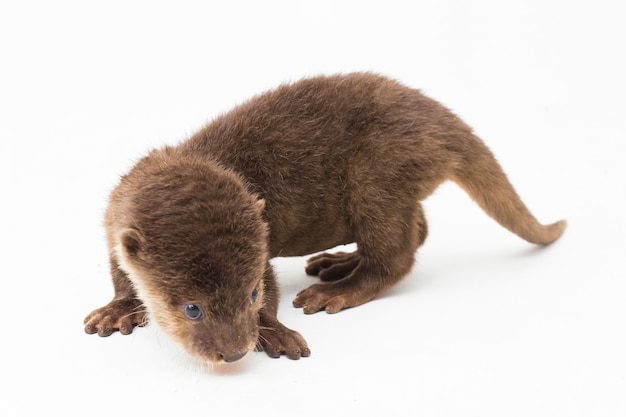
left=84, top=72, right=566, bottom=364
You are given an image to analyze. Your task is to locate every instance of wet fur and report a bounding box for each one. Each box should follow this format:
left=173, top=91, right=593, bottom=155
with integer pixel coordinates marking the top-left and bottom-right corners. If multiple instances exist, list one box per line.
left=84, top=72, right=566, bottom=364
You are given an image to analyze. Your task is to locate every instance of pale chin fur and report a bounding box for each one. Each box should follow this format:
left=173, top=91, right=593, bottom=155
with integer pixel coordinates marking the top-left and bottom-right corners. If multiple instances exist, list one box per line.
left=149, top=322, right=254, bottom=373
left=151, top=325, right=215, bottom=372
left=113, top=243, right=160, bottom=321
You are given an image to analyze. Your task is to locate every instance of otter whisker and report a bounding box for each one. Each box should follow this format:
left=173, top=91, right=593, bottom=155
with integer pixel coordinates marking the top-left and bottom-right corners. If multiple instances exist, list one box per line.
left=257, top=325, right=276, bottom=332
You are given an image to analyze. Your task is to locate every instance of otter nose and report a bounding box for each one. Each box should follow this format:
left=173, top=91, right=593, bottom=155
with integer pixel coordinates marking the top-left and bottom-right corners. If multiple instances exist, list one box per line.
left=220, top=351, right=247, bottom=363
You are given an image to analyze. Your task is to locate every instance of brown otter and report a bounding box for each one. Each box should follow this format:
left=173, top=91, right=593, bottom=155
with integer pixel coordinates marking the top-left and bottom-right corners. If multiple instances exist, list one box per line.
left=84, top=72, right=566, bottom=364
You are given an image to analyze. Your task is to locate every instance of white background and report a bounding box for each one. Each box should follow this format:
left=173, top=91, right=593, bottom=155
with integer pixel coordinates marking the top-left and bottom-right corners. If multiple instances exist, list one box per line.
left=1, top=1, right=625, bottom=416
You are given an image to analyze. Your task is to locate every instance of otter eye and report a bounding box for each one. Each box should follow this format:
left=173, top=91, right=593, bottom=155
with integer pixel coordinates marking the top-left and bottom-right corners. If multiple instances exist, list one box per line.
left=184, top=304, right=203, bottom=320
left=250, top=288, right=258, bottom=305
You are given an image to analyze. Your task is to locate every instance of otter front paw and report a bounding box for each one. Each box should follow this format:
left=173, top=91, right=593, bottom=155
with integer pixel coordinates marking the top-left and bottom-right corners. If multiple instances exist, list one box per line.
left=84, top=299, right=147, bottom=336
left=257, top=324, right=311, bottom=360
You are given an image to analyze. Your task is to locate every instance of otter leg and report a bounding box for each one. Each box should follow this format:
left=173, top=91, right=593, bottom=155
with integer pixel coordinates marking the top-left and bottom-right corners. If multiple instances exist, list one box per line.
left=305, top=251, right=361, bottom=281
left=293, top=202, right=427, bottom=314
left=84, top=255, right=147, bottom=336
left=256, top=264, right=311, bottom=359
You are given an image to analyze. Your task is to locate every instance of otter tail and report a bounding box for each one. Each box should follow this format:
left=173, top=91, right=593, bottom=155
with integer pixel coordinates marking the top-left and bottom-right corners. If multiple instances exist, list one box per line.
left=450, top=135, right=566, bottom=245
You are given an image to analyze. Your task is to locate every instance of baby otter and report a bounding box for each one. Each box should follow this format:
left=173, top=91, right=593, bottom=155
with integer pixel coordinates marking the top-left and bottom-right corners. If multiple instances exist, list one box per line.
left=84, top=72, right=566, bottom=364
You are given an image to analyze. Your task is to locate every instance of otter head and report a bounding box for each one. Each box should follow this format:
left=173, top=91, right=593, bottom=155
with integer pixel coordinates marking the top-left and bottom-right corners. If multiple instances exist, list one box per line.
left=114, top=158, right=270, bottom=364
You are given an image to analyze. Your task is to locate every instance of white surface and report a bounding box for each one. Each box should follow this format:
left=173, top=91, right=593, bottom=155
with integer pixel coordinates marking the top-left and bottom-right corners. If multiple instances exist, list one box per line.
left=1, top=1, right=625, bottom=416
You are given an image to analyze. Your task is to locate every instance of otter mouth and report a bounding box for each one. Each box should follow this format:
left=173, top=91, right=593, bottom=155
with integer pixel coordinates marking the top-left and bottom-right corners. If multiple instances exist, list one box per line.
left=218, top=350, right=248, bottom=363
left=199, top=338, right=258, bottom=365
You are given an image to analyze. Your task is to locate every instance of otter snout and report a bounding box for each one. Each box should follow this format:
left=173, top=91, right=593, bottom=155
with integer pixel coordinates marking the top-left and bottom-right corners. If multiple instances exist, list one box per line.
left=219, top=350, right=248, bottom=363
left=210, top=337, right=256, bottom=364
left=188, top=334, right=256, bottom=364
left=193, top=319, right=259, bottom=364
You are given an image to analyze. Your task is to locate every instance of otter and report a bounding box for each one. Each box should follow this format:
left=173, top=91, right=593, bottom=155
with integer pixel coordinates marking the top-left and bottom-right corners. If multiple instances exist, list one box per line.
left=84, top=72, right=566, bottom=364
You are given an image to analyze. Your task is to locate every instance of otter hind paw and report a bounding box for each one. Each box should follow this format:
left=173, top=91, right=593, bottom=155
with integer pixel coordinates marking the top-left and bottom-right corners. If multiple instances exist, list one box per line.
left=305, top=251, right=360, bottom=281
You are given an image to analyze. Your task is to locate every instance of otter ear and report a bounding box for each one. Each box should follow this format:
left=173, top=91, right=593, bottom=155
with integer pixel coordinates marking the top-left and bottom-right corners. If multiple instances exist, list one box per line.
left=120, top=228, right=144, bottom=260
left=255, top=198, right=266, bottom=213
